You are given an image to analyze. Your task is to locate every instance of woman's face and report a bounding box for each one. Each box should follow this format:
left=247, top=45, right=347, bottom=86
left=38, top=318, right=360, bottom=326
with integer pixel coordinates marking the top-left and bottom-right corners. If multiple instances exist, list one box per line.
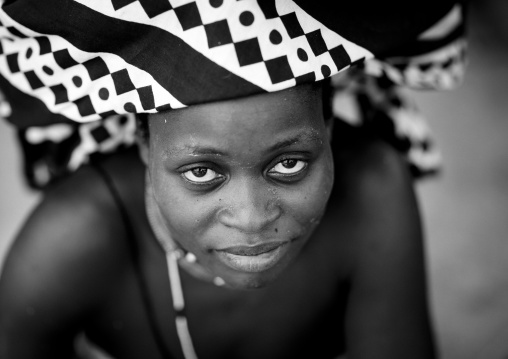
left=143, top=84, right=334, bottom=289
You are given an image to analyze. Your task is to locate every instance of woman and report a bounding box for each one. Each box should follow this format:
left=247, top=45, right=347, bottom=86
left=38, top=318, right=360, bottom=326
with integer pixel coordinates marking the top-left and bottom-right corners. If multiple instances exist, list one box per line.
left=0, top=1, right=466, bottom=358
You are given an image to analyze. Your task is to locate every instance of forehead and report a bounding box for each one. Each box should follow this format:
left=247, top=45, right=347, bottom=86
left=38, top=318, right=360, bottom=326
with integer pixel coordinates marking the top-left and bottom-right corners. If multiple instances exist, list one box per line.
left=148, top=84, right=324, bottom=151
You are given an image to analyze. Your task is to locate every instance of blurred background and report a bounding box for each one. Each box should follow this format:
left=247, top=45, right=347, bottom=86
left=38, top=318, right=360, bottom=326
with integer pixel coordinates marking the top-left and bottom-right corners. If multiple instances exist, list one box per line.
left=413, top=1, right=508, bottom=358
left=1, top=1, right=507, bottom=358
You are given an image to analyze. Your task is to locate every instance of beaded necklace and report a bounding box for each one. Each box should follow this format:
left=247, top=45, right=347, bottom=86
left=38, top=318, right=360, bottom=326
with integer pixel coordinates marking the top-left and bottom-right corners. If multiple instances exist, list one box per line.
left=145, top=177, right=225, bottom=359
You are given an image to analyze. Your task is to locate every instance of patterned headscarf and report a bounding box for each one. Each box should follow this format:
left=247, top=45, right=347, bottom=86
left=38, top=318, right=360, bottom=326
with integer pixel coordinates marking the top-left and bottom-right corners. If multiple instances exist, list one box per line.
left=0, top=0, right=467, bottom=187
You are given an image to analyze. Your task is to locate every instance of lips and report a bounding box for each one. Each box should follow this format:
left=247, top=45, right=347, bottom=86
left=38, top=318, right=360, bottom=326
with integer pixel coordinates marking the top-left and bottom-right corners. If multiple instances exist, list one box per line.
left=215, top=241, right=290, bottom=273
left=217, top=242, right=286, bottom=256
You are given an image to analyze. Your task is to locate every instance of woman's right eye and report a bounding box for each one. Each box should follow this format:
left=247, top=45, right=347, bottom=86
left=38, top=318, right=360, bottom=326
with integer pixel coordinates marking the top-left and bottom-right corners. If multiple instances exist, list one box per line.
left=182, top=167, right=223, bottom=184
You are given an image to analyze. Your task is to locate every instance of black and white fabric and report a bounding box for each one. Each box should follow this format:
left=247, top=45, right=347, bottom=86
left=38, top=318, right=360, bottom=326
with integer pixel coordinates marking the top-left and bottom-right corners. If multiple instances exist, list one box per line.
left=0, top=0, right=467, bottom=187
left=17, top=114, right=137, bottom=188
left=0, top=0, right=374, bottom=123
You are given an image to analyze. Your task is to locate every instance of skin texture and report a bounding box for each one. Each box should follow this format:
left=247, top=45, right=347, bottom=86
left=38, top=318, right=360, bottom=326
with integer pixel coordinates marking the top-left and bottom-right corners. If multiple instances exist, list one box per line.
left=0, top=85, right=435, bottom=359
left=140, top=84, right=334, bottom=289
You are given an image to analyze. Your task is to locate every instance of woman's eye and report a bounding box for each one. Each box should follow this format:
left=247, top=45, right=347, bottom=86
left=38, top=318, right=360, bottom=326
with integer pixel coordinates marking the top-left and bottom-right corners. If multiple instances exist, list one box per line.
left=269, top=159, right=307, bottom=175
left=182, top=167, right=222, bottom=183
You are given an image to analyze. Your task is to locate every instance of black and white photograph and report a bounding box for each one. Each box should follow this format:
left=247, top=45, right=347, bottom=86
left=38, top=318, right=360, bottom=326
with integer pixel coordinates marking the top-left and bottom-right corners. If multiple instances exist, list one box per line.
left=1, top=1, right=507, bottom=358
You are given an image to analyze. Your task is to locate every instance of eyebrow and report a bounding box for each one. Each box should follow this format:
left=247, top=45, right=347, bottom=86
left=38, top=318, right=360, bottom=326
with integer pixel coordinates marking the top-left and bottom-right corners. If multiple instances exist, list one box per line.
left=266, top=132, right=322, bottom=153
left=166, top=131, right=322, bottom=157
left=166, top=145, right=227, bottom=157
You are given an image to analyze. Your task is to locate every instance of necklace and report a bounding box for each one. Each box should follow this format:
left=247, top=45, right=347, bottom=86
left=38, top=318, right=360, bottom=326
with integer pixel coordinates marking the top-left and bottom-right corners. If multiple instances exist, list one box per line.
left=144, top=175, right=226, bottom=359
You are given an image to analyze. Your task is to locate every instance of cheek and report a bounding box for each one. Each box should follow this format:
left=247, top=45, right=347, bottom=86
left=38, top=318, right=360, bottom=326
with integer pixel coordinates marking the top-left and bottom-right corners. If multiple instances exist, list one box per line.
left=149, top=163, right=212, bottom=241
left=286, top=152, right=334, bottom=226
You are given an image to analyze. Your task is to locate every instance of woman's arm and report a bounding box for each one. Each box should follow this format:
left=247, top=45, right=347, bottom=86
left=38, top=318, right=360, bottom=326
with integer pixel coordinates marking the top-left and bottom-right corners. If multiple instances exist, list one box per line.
left=344, top=141, right=436, bottom=359
left=0, top=166, right=128, bottom=359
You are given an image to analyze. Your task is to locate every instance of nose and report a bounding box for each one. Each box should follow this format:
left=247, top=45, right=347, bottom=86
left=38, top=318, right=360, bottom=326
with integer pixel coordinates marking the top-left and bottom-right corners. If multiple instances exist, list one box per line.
left=217, top=178, right=282, bottom=233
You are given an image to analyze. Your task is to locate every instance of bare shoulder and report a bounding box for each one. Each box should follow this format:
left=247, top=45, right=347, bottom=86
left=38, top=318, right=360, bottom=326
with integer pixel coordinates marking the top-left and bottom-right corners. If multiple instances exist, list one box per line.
left=329, top=121, right=419, bottom=229
left=332, top=120, right=414, bottom=192
left=329, top=123, right=435, bottom=358
left=327, top=122, right=420, bottom=251
left=0, top=149, right=143, bottom=357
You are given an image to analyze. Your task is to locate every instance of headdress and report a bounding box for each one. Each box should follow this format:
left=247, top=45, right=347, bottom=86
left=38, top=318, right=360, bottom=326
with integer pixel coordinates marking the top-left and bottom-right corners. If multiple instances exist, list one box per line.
left=0, top=0, right=467, bottom=186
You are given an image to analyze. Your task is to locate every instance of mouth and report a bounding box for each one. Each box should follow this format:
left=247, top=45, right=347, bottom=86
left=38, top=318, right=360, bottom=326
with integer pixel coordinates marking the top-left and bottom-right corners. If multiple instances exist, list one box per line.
left=214, top=241, right=290, bottom=273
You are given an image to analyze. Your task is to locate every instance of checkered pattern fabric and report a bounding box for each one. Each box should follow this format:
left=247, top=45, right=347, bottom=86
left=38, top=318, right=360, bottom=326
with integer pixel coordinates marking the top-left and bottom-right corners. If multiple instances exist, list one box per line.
left=0, top=0, right=466, bottom=124
left=362, top=3, right=467, bottom=90
left=0, top=0, right=468, bottom=187
left=0, top=9, right=183, bottom=123
left=361, top=37, right=467, bottom=91
left=19, top=113, right=136, bottom=188
left=331, top=69, right=442, bottom=177
left=77, top=0, right=371, bottom=92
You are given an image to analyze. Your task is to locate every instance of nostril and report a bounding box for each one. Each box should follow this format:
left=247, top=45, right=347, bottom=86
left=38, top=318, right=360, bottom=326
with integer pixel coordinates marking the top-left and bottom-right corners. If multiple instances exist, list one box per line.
left=218, top=203, right=282, bottom=232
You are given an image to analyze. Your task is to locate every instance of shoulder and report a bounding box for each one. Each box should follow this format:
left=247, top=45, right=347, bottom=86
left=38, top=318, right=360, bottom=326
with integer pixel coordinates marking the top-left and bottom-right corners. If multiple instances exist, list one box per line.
left=329, top=124, right=435, bottom=357
left=319, top=121, right=421, bottom=275
left=1, top=148, right=146, bottom=306
left=331, top=120, right=414, bottom=194
left=330, top=121, right=422, bottom=279
left=0, top=149, right=144, bottom=354
left=329, top=121, right=420, bottom=242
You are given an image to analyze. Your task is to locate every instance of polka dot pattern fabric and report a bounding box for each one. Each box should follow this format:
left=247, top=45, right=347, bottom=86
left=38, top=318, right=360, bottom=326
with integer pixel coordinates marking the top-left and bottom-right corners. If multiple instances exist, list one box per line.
left=0, top=9, right=184, bottom=123
left=0, top=0, right=468, bottom=187
left=0, top=0, right=466, bottom=125
left=0, top=0, right=373, bottom=123
left=77, top=0, right=371, bottom=90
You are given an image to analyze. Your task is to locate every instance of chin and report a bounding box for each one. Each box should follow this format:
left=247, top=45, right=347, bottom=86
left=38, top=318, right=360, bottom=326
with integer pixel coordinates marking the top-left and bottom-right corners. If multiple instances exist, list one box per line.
left=222, top=270, right=281, bottom=290
left=216, top=252, right=297, bottom=290
left=206, top=234, right=308, bottom=290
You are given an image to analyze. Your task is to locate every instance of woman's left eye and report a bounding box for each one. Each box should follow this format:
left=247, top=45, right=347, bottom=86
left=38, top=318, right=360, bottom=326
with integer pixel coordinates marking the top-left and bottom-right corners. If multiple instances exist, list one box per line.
left=182, top=167, right=222, bottom=183
left=269, top=159, right=307, bottom=175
